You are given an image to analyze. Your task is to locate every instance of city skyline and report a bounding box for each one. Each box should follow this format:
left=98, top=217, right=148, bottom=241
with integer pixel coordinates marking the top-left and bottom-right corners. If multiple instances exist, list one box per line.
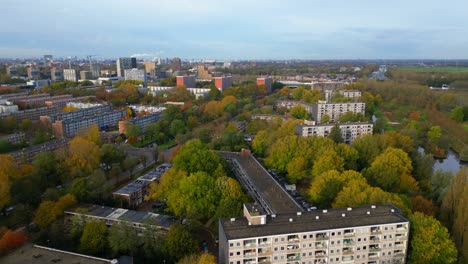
left=2, top=0, right=468, bottom=60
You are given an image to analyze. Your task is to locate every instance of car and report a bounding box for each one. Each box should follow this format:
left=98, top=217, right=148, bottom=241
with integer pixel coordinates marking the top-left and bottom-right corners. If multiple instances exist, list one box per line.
left=202, top=240, right=209, bottom=253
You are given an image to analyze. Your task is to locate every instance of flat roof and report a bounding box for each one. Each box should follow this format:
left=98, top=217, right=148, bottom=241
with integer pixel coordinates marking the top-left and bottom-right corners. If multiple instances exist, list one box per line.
left=220, top=204, right=409, bottom=240
left=219, top=152, right=302, bottom=214
left=297, top=122, right=373, bottom=128
left=113, top=163, right=172, bottom=195
left=66, top=204, right=177, bottom=229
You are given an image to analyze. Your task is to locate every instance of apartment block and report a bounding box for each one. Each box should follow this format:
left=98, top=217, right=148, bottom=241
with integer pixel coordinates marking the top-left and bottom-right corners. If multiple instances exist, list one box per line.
left=118, top=112, right=162, bottom=134
left=17, top=94, right=72, bottom=108
left=257, top=77, right=273, bottom=94
left=295, top=122, right=373, bottom=143
left=124, top=68, right=146, bottom=83
left=275, top=101, right=314, bottom=114
left=311, top=101, right=366, bottom=123
left=219, top=204, right=409, bottom=264
left=9, top=138, right=68, bottom=162
left=0, top=99, right=19, bottom=114
left=215, top=76, right=233, bottom=91
left=80, top=71, right=93, bottom=80
left=116, top=57, right=137, bottom=77
left=50, top=68, right=63, bottom=82
left=176, top=75, right=196, bottom=88
left=339, top=90, right=362, bottom=99
left=113, top=163, right=172, bottom=208
left=27, top=67, right=40, bottom=80
left=197, top=65, right=214, bottom=80
left=63, top=69, right=80, bottom=82
left=1, top=106, right=59, bottom=122
left=44, top=96, right=95, bottom=109
left=6, top=66, right=19, bottom=78
left=0, top=132, right=25, bottom=145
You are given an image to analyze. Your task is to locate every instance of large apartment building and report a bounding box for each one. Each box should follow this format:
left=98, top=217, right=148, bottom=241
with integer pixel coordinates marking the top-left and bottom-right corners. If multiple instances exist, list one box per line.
left=176, top=75, right=196, bottom=88
left=295, top=122, right=373, bottom=143
left=116, top=57, right=137, bottom=77
left=215, top=76, right=233, bottom=91
left=311, top=101, right=366, bottom=123
left=257, top=77, right=273, bottom=94
left=219, top=204, right=409, bottom=264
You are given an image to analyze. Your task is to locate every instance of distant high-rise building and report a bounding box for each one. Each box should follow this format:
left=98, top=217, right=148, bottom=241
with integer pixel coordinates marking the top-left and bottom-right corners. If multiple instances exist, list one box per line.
left=197, top=65, right=214, bottom=80
left=27, top=67, right=40, bottom=80
left=80, top=71, right=93, bottom=81
left=124, top=69, right=146, bottom=83
left=50, top=68, right=63, bottom=82
left=90, top=64, right=100, bottom=78
left=171, top=57, right=182, bottom=71
left=144, top=61, right=157, bottom=75
left=63, top=69, right=80, bottom=82
left=215, top=76, right=232, bottom=92
left=257, top=77, right=273, bottom=94
left=116, top=57, right=137, bottom=77
left=43, top=55, right=53, bottom=64
left=176, top=75, right=196, bottom=88
left=6, top=66, right=19, bottom=78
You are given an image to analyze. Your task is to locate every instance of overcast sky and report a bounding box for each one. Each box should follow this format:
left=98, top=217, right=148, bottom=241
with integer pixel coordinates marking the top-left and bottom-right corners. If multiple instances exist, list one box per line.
left=1, top=0, right=468, bottom=60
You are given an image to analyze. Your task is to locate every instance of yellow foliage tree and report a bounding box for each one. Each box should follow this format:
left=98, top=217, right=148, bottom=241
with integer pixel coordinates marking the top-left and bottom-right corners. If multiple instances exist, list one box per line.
left=78, top=124, right=102, bottom=146
left=0, top=171, right=10, bottom=210
left=67, top=137, right=100, bottom=176
left=62, top=106, right=78, bottom=112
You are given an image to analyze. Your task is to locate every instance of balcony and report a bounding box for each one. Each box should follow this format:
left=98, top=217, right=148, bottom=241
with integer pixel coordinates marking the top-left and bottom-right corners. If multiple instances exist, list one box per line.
left=342, top=248, right=354, bottom=255
left=315, top=242, right=327, bottom=249
left=287, top=235, right=300, bottom=243
left=257, top=257, right=271, bottom=263
left=258, top=238, right=270, bottom=246
left=370, top=228, right=381, bottom=234
left=286, top=253, right=300, bottom=261
left=341, top=256, right=354, bottom=263
left=257, top=247, right=271, bottom=256
left=314, top=259, right=328, bottom=264
left=244, top=250, right=256, bottom=257
left=287, top=244, right=300, bottom=251
left=368, top=253, right=379, bottom=259
left=395, top=235, right=407, bottom=241
left=343, top=239, right=354, bottom=245
left=316, top=233, right=329, bottom=240
left=244, top=239, right=257, bottom=248
left=370, top=236, right=380, bottom=242
left=315, top=250, right=327, bottom=257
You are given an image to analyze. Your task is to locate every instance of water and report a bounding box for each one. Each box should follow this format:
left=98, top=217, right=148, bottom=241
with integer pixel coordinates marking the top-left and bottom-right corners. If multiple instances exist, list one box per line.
left=433, top=149, right=465, bottom=175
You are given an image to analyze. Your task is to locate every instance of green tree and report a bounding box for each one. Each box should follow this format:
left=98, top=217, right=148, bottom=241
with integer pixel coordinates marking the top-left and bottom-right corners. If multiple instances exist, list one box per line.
left=312, top=150, right=344, bottom=178
left=100, top=144, right=125, bottom=172
left=409, top=212, right=457, bottom=264
left=80, top=221, right=108, bottom=255
left=427, top=126, right=442, bottom=146
left=67, top=137, right=100, bottom=177
left=33, top=200, right=57, bottom=229
left=164, top=224, right=198, bottom=262
left=329, top=124, right=343, bottom=144
left=320, top=114, right=330, bottom=123
left=170, top=119, right=186, bottom=137
left=87, top=169, right=112, bottom=203
left=173, top=139, right=222, bottom=175
left=252, top=130, right=268, bottom=156
left=289, top=105, right=309, bottom=119
left=449, top=106, right=464, bottom=122
left=108, top=222, right=139, bottom=255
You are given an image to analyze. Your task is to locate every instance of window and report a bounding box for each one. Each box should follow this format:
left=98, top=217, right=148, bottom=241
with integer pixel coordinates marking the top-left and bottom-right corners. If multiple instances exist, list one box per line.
left=237, top=242, right=240, bottom=246
left=281, top=247, right=284, bottom=251
left=363, top=246, right=367, bottom=250
left=303, top=235, right=307, bottom=239
left=229, top=243, right=234, bottom=247
left=274, top=256, right=278, bottom=260
left=332, top=232, right=335, bottom=236
left=281, top=238, right=285, bottom=241
left=275, top=238, right=278, bottom=242
left=331, top=241, right=334, bottom=245
left=338, top=232, right=341, bottom=235
left=274, top=247, right=278, bottom=251
left=230, top=252, right=233, bottom=256
left=236, top=252, right=240, bottom=256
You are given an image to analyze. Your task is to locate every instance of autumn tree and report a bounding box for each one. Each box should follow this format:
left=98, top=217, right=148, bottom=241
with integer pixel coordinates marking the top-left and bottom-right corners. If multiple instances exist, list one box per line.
left=77, top=124, right=102, bottom=146
left=172, top=139, right=222, bottom=175
left=177, top=253, right=216, bottom=264
left=67, top=137, right=100, bottom=177
left=329, top=125, right=343, bottom=144
left=34, top=200, right=57, bottom=229
left=289, top=105, right=309, bottom=119
left=100, top=144, right=125, bottom=172
left=409, top=212, right=457, bottom=264
left=312, top=150, right=344, bottom=178
left=80, top=221, right=108, bottom=255
left=0, top=229, right=28, bottom=254
left=0, top=171, right=10, bottom=211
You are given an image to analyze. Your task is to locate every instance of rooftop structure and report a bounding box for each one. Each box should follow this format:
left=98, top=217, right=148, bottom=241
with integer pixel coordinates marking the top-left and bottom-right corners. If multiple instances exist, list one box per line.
left=65, top=203, right=177, bottom=231
left=63, top=69, right=79, bottom=82
left=218, top=151, right=302, bottom=215
left=113, top=163, right=172, bottom=208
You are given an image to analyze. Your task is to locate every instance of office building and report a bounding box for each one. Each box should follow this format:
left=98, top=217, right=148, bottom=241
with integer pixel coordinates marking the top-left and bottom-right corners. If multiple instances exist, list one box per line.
left=295, top=122, right=373, bottom=143
left=176, top=75, right=196, bottom=88
left=116, top=57, right=137, bottom=77
left=257, top=77, right=273, bottom=94
left=6, top=66, right=19, bottom=78
left=311, top=101, right=366, bottom=123
left=215, top=76, right=233, bottom=91
left=113, top=163, right=172, bottom=208
left=64, top=69, right=80, bottom=82
left=80, top=71, right=93, bottom=80
left=197, top=65, right=214, bottom=79
left=144, top=61, right=157, bottom=74
left=219, top=204, right=409, bottom=264
left=50, top=68, right=63, bottom=82
left=124, top=68, right=146, bottom=83
left=27, top=67, right=40, bottom=80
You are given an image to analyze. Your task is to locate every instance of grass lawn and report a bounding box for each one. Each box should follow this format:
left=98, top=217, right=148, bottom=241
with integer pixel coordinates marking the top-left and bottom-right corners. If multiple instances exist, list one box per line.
left=464, top=125, right=468, bottom=131
left=157, top=139, right=176, bottom=150
left=398, top=66, right=468, bottom=73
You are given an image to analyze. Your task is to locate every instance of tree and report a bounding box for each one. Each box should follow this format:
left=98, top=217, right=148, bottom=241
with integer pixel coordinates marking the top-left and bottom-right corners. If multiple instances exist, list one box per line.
left=427, top=126, right=442, bottom=146
left=411, top=195, right=438, bottom=216
left=170, top=119, right=186, bottom=137
left=34, top=200, right=57, bottom=229
left=321, top=114, right=330, bottom=123
left=329, top=124, right=343, bottom=144
left=164, top=224, right=198, bottom=262
left=363, top=147, right=414, bottom=192
left=252, top=130, right=268, bottom=156
left=67, top=137, right=100, bottom=176
left=289, top=105, right=309, bottom=119
left=78, top=124, right=102, bottom=146
left=87, top=169, right=112, bottom=203
left=0, top=171, right=10, bottom=211
left=450, top=106, right=464, bottom=122
left=312, top=150, right=344, bottom=178
left=80, top=221, right=108, bottom=255
left=173, top=139, right=222, bottom=175
left=70, top=178, right=90, bottom=202
left=409, top=212, right=457, bottom=264
left=33, top=152, right=60, bottom=188
left=177, top=253, right=216, bottom=264
left=100, top=144, right=125, bottom=172
left=53, top=194, right=77, bottom=217
left=308, top=170, right=366, bottom=208
left=440, top=168, right=468, bottom=263
left=108, top=222, right=139, bottom=255
left=0, top=229, right=28, bottom=254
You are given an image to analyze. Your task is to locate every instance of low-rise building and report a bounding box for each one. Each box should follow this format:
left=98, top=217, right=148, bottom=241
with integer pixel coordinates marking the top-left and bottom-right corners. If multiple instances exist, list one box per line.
left=113, top=163, right=172, bottom=208
left=0, top=132, right=25, bottom=145
left=118, top=112, right=163, bottom=134
left=295, top=122, right=373, bottom=143
left=219, top=204, right=409, bottom=264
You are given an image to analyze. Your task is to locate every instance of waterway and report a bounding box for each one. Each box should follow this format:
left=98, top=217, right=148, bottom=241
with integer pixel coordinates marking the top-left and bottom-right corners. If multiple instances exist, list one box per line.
left=418, top=147, right=465, bottom=175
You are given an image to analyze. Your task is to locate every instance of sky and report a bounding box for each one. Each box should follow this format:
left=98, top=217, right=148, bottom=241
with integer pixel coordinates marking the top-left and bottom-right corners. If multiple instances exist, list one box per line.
left=1, top=0, right=468, bottom=60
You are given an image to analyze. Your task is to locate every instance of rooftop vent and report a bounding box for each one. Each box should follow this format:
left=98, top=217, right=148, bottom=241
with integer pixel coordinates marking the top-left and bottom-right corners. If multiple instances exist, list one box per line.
left=371, top=205, right=376, bottom=209
left=316, top=216, right=320, bottom=220
left=391, top=209, right=395, bottom=213
left=289, top=218, right=293, bottom=222
left=366, top=211, right=370, bottom=215
left=230, top=218, right=235, bottom=222
left=342, top=214, right=346, bottom=217
left=297, top=212, right=302, bottom=216
left=271, top=214, right=276, bottom=218
left=248, top=222, right=251, bottom=226
left=347, top=207, right=352, bottom=211
left=322, top=210, right=328, bottom=213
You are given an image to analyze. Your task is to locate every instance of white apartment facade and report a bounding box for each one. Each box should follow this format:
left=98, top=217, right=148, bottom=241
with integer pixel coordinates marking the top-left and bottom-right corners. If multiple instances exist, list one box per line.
left=219, top=204, right=409, bottom=264
left=295, top=122, right=373, bottom=143
left=312, top=102, right=366, bottom=123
